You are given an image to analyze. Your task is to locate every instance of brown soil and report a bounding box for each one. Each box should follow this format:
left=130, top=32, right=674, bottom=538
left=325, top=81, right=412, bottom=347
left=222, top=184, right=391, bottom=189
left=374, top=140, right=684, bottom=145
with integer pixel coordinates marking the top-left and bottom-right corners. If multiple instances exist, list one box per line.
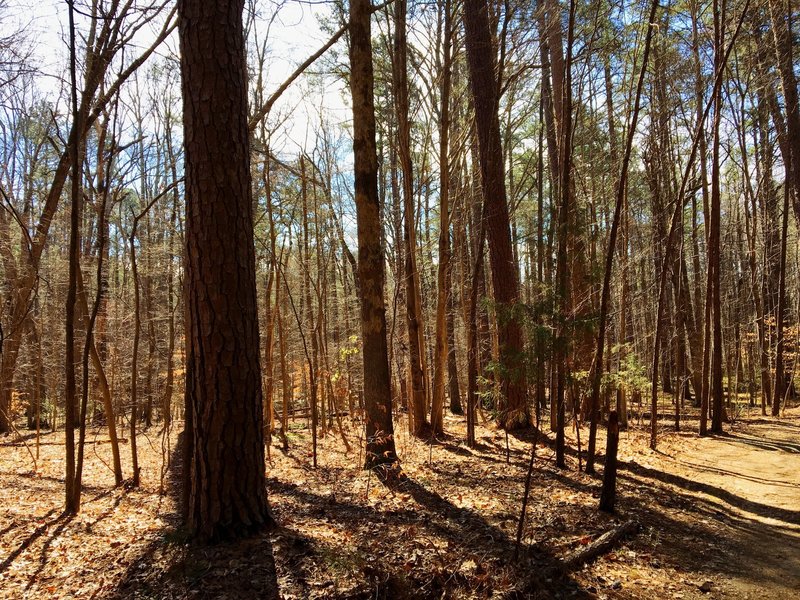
left=0, top=406, right=798, bottom=599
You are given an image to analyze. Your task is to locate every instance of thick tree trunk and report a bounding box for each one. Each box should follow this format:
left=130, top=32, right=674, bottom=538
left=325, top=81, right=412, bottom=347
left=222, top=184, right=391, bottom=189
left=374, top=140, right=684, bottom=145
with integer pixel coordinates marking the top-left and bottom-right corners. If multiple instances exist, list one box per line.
left=179, top=0, right=271, bottom=541
left=350, top=0, right=399, bottom=473
left=463, top=0, right=528, bottom=430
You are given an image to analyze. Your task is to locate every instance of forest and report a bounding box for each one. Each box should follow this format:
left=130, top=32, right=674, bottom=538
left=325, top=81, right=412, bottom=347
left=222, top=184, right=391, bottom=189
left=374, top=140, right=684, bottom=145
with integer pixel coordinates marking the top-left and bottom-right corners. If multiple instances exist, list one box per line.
left=0, top=0, right=798, bottom=598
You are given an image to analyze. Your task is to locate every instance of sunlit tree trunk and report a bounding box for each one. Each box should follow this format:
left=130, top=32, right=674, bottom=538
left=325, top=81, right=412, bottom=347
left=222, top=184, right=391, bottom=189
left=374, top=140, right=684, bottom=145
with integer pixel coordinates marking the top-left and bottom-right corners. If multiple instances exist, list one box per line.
left=463, top=0, right=528, bottom=430
left=350, top=0, right=399, bottom=473
left=431, top=0, right=453, bottom=435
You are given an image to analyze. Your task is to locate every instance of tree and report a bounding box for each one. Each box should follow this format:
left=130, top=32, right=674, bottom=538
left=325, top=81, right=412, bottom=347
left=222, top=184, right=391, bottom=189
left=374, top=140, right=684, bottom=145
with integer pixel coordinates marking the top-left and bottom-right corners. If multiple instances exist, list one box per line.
left=179, top=0, right=271, bottom=541
left=0, top=1, right=176, bottom=434
left=350, top=0, right=399, bottom=473
left=392, top=0, right=429, bottom=437
left=431, top=0, right=454, bottom=435
left=586, top=0, right=660, bottom=474
left=463, top=0, right=528, bottom=430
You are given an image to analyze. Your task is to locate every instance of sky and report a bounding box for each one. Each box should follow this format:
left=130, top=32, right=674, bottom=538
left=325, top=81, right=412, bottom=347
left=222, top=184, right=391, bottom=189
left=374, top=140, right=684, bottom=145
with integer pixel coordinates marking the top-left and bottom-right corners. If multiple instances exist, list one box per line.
left=0, top=0, right=352, bottom=155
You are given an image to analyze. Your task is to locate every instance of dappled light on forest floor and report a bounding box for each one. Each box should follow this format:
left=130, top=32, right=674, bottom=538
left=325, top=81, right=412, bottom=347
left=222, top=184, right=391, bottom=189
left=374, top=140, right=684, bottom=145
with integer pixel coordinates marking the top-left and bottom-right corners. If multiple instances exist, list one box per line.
left=1, top=407, right=798, bottom=598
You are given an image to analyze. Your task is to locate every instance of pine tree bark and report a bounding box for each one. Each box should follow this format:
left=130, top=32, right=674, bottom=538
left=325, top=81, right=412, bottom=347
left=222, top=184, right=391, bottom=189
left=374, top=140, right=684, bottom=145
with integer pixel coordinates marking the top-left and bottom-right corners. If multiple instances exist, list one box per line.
left=463, top=0, right=528, bottom=430
left=179, top=0, right=271, bottom=541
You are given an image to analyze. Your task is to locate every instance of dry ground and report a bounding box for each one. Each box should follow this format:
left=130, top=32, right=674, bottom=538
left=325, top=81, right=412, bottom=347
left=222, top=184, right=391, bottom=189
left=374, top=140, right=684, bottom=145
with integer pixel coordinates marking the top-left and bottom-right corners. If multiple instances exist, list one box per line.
left=1, top=405, right=798, bottom=599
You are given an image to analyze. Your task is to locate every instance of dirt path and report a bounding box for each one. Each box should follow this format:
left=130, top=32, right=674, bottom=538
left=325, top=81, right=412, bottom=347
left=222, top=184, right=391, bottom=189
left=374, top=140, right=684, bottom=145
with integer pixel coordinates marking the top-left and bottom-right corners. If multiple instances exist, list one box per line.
left=628, top=412, right=800, bottom=599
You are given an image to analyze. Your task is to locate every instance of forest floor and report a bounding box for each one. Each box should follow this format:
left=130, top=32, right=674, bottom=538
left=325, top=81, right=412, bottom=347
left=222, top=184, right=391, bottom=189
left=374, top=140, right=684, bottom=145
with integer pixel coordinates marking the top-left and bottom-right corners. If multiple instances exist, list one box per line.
left=1, top=404, right=798, bottom=599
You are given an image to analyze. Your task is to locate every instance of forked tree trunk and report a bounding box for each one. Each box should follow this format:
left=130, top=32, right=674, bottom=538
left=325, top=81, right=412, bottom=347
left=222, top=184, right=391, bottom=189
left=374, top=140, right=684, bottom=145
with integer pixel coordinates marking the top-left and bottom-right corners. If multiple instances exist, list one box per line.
left=463, top=0, right=528, bottom=430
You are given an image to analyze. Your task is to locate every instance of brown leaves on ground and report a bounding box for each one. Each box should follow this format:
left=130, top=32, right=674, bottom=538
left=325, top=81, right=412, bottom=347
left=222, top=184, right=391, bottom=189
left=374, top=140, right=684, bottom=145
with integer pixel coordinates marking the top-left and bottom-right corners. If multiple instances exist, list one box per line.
left=1, top=406, right=798, bottom=599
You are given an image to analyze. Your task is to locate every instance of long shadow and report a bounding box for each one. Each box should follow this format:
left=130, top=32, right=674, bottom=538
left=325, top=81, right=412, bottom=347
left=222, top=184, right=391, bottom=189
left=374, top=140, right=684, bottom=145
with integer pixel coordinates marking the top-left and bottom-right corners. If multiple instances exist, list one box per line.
left=269, top=473, right=592, bottom=598
left=16, top=471, right=109, bottom=493
left=507, top=420, right=800, bottom=592
left=24, top=513, right=74, bottom=591
left=742, top=418, right=800, bottom=430
left=723, top=433, right=800, bottom=454
left=618, top=459, right=800, bottom=525
left=613, top=465, right=800, bottom=591
left=0, top=508, right=65, bottom=576
left=431, top=438, right=529, bottom=468
left=674, top=459, right=800, bottom=488
left=107, top=430, right=279, bottom=600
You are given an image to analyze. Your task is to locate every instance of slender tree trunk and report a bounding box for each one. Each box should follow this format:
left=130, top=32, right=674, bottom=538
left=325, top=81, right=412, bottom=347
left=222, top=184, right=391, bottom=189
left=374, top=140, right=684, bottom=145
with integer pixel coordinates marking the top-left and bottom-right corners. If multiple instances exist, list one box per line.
left=431, top=0, right=453, bottom=435
left=586, top=0, right=659, bottom=473
left=392, top=0, right=429, bottom=437
left=301, top=157, right=319, bottom=466
left=128, top=219, right=142, bottom=488
left=64, top=0, right=81, bottom=513
left=772, top=173, right=791, bottom=415
left=709, top=0, right=725, bottom=434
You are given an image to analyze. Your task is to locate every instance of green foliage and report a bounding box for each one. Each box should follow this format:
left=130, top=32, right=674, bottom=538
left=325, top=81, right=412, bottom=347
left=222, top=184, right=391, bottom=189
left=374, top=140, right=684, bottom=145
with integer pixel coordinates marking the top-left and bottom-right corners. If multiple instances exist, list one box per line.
left=607, top=344, right=650, bottom=394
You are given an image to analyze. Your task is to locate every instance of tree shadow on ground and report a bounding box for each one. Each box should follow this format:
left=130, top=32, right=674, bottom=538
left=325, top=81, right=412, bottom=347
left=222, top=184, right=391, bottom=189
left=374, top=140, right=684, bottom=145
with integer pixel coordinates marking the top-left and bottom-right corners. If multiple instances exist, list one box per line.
left=0, top=508, right=66, bottom=577
left=505, top=419, right=800, bottom=594
left=618, top=459, right=800, bottom=525
left=616, top=464, right=800, bottom=592
left=106, top=431, right=280, bottom=600
left=722, top=432, right=800, bottom=454
left=267, top=474, right=592, bottom=599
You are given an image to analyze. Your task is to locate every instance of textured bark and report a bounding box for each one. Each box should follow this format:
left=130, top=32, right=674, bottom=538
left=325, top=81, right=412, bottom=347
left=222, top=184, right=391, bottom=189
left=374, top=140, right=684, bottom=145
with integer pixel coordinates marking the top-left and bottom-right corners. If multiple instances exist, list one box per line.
left=64, top=0, right=81, bottom=513
left=392, top=0, right=429, bottom=437
left=767, top=0, right=800, bottom=225
left=599, top=411, right=619, bottom=513
left=431, top=0, right=453, bottom=435
left=179, top=0, right=271, bottom=541
left=463, top=0, right=528, bottom=430
left=709, top=0, right=725, bottom=434
left=350, top=0, right=399, bottom=472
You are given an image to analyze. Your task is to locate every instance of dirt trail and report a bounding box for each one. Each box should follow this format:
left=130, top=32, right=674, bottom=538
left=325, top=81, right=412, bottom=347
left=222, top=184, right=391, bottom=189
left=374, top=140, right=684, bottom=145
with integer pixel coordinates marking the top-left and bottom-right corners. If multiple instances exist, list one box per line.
left=633, top=413, right=800, bottom=599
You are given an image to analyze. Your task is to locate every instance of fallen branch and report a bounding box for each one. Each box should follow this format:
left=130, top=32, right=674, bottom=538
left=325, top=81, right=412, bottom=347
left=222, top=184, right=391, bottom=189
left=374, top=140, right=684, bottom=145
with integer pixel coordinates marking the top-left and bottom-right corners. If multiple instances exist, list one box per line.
left=561, top=520, right=639, bottom=571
